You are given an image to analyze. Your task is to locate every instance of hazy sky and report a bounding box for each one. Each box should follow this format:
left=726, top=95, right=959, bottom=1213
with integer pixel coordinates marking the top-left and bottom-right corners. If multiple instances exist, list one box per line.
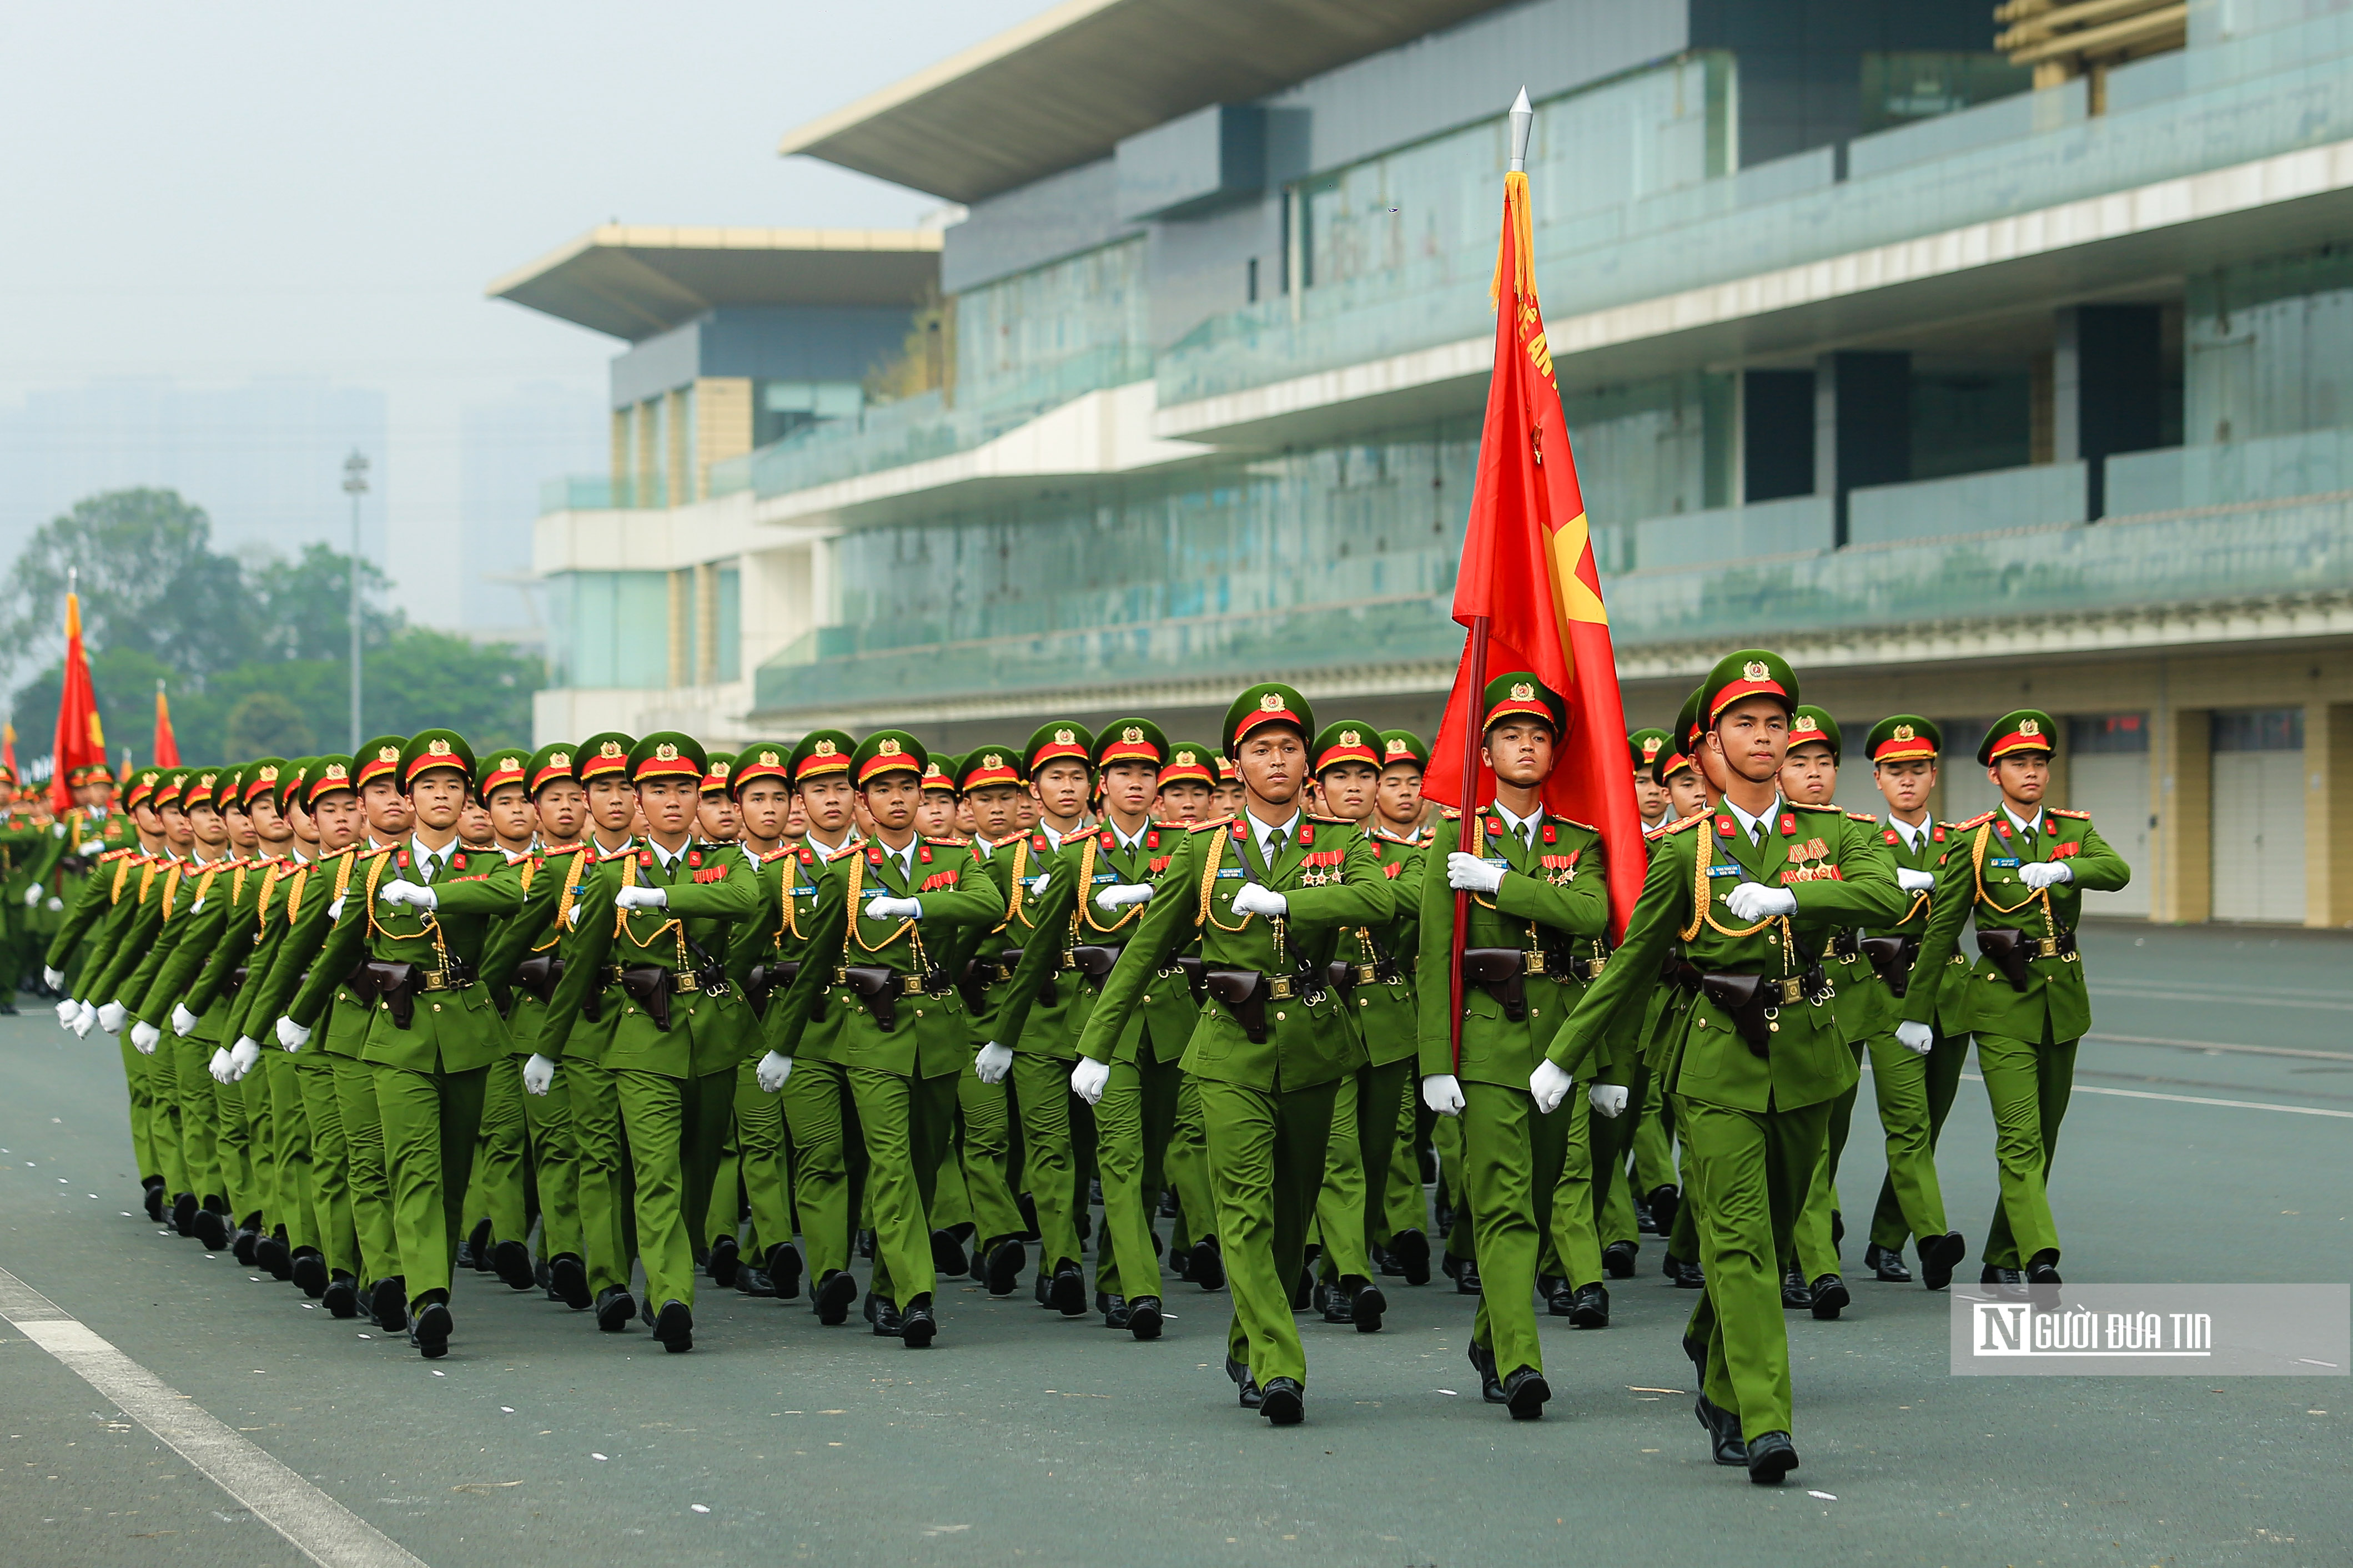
left=0, top=1, right=1045, bottom=621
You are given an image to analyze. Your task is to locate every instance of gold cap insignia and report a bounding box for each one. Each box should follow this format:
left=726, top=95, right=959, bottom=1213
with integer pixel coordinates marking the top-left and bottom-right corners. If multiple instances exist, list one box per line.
left=711, top=761, right=729, bottom=777
left=599, top=740, right=624, bottom=759
left=258, top=765, right=278, bottom=782
left=1892, top=723, right=1915, bottom=742
left=1053, top=728, right=1075, bottom=745
left=1509, top=682, right=1535, bottom=702
left=982, top=752, right=1003, bottom=768
left=550, top=750, right=571, bottom=769
left=324, top=763, right=349, bottom=781
left=655, top=743, right=680, bottom=762
left=427, top=739, right=453, bottom=758
left=1259, top=693, right=1284, bottom=712
left=813, top=739, right=837, bottom=756
left=758, top=749, right=780, bottom=767
left=1793, top=714, right=1818, bottom=733
left=2018, top=718, right=2041, bottom=737
left=1641, top=738, right=1661, bottom=758
left=1386, top=737, right=1410, bottom=757
left=1339, top=728, right=1360, bottom=747
left=378, top=745, right=400, bottom=763
left=1743, top=660, right=1769, bottom=682
left=1122, top=725, right=1144, bottom=745
left=198, top=772, right=216, bottom=787
left=878, top=738, right=902, bottom=756
left=1173, top=749, right=1194, bottom=764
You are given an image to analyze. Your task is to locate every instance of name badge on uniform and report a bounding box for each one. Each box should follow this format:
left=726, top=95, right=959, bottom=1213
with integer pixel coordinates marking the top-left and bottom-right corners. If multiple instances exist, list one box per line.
left=1092, top=872, right=1118, bottom=884
left=1989, top=856, right=2020, bottom=868
left=1215, top=867, right=1246, bottom=879
left=1482, top=856, right=1510, bottom=869
left=1707, top=864, right=1744, bottom=878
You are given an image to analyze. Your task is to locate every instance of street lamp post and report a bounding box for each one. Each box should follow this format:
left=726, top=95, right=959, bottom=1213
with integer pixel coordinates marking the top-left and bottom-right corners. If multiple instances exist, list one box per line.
left=342, top=450, right=370, bottom=748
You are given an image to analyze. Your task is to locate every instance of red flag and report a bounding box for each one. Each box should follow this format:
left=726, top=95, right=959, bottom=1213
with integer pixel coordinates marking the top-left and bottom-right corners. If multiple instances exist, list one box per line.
left=3, top=723, right=15, bottom=779
left=1426, top=161, right=1646, bottom=943
left=50, top=590, right=106, bottom=815
left=153, top=682, right=180, bottom=768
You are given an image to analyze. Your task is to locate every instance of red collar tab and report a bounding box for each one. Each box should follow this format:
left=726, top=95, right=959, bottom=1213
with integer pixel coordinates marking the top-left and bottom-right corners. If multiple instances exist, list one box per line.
left=1540, top=822, right=1556, bottom=844
left=1996, top=820, right=2013, bottom=839
left=798, top=846, right=814, bottom=864
left=637, top=850, right=653, bottom=867
left=1484, top=816, right=1504, bottom=837
left=1099, top=830, right=1115, bottom=850
left=919, top=844, right=933, bottom=863
left=1230, top=821, right=1246, bottom=840
left=1714, top=814, right=1736, bottom=838
left=451, top=851, right=468, bottom=871
left=1033, top=833, right=1051, bottom=851
left=1145, top=829, right=1159, bottom=850
left=1298, top=824, right=1314, bottom=848
left=395, top=849, right=411, bottom=869
left=686, top=848, right=702, bottom=869
left=1779, top=813, right=1798, bottom=837
left=1883, top=828, right=1900, bottom=845
left=1932, top=824, right=1947, bottom=842
left=867, top=846, right=884, bottom=864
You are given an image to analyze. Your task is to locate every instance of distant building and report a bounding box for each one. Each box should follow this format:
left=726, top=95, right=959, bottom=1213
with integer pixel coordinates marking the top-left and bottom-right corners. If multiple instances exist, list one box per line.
left=510, top=0, right=2353, bottom=927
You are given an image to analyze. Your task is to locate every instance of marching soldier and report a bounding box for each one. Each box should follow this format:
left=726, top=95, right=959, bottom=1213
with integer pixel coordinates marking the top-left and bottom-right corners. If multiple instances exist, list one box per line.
left=454, top=747, right=545, bottom=1292
left=1902, top=709, right=2131, bottom=1286
left=1365, top=730, right=1436, bottom=1287
left=712, top=743, right=797, bottom=1299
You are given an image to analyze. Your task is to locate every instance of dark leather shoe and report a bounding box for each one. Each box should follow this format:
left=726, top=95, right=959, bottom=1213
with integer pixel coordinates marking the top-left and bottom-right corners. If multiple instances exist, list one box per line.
left=171, top=1191, right=198, bottom=1236
left=741, top=1265, right=775, bottom=1297
left=1127, top=1295, right=1163, bottom=1340
left=289, top=1249, right=329, bottom=1298
left=899, top=1294, right=937, bottom=1348
left=706, top=1234, right=740, bottom=1289
left=765, top=1242, right=803, bottom=1301
left=1455, top=1259, right=1483, bottom=1295
left=322, top=1274, right=360, bottom=1318
left=1918, top=1231, right=1964, bottom=1292
left=1290, top=1264, right=1314, bottom=1311
left=2025, top=1251, right=2062, bottom=1286
left=1696, top=1393, right=1747, bottom=1466
left=1567, top=1283, right=1610, bottom=1329
left=1501, top=1365, right=1550, bottom=1421
left=466, top=1217, right=495, bottom=1270
left=1781, top=1265, right=1813, bottom=1310
left=1831, top=1210, right=1845, bottom=1253
left=1348, top=1278, right=1386, bottom=1333
left=1543, top=1276, right=1575, bottom=1316
left=1746, top=1430, right=1798, bottom=1485
left=595, top=1286, right=636, bottom=1332
left=454, top=1238, right=477, bottom=1272
left=142, top=1178, right=167, bottom=1222
left=260, top=1231, right=294, bottom=1280
left=814, top=1268, right=857, bottom=1325
left=983, top=1237, right=1025, bottom=1296
left=549, top=1255, right=591, bottom=1309
left=867, top=1295, right=902, bottom=1337
left=1981, top=1263, right=2027, bottom=1298
left=1809, top=1273, right=1849, bottom=1320
left=1673, top=1255, right=1706, bottom=1289
left=1469, top=1340, right=1506, bottom=1404
left=373, top=1276, right=409, bottom=1332
left=1259, top=1378, right=1304, bottom=1425
left=930, top=1228, right=969, bottom=1277
left=856, top=1228, right=876, bottom=1259
left=1169, top=1243, right=1193, bottom=1282
left=1189, top=1239, right=1225, bottom=1292
left=493, top=1240, right=535, bottom=1292
left=1602, top=1239, right=1638, bottom=1279
left=1102, top=1294, right=1130, bottom=1329
left=1390, top=1228, right=1431, bottom=1287
left=193, top=1207, right=231, bottom=1252
left=1645, top=1184, right=1680, bottom=1240
left=411, top=1299, right=452, bottom=1359
left=232, top=1225, right=259, bottom=1266
left=653, top=1299, right=694, bottom=1353
left=1224, top=1354, right=1256, bottom=1406
left=1865, top=1242, right=1912, bottom=1282
left=1049, top=1261, right=1087, bottom=1316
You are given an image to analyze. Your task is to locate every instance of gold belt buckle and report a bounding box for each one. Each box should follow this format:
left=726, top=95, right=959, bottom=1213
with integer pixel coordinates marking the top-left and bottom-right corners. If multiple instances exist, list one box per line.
left=1778, top=977, right=1804, bottom=1005
left=420, top=969, right=449, bottom=993
left=675, top=970, right=701, bottom=994
left=1523, top=949, right=1546, bottom=976
left=1268, top=973, right=1294, bottom=1001
left=1354, top=963, right=1380, bottom=985
left=2035, top=937, right=2060, bottom=959
left=1586, top=954, right=1608, bottom=979
left=899, top=974, right=925, bottom=996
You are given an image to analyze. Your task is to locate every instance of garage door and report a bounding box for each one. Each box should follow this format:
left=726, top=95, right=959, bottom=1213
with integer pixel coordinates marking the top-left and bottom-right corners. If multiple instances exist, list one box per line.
left=2065, top=714, right=2150, bottom=918
left=2210, top=709, right=2306, bottom=924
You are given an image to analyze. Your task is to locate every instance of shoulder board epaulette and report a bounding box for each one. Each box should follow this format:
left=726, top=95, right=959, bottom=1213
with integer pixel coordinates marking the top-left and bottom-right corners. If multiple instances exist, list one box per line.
left=1547, top=814, right=1597, bottom=833
left=597, top=846, right=637, bottom=863
left=1846, top=810, right=1878, bottom=822
left=2048, top=807, right=2091, bottom=820
left=1792, top=800, right=1843, bottom=814
left=823, top=842, right=863, bottom=863
left=758, top=845, right=799, bottom=864
left=1305, top=813, right=1352, bottom=826
left=1187, top=817, right=1234, bottom=834
left=923, top=835, right=967, bottom=848
left=1440, top=807, right=1462, bottom=820
left=1663, top=813, right=1708, bottom=834
left=98, top=845, right=137, bottom=863
left=1954, top=810, right=1997, bottom=830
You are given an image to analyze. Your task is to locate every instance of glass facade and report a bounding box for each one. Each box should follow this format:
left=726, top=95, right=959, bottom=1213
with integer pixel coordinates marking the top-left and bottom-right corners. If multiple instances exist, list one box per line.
left=547, top=571, right=670, bottom=690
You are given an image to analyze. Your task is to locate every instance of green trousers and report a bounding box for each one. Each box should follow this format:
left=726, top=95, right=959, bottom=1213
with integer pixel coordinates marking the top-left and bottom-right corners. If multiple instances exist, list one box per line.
left=1009, top=1050, right=1088, bottom=1274
left=681, top=1064, right=735, bottom=1257
left=227, top=1056, right=266, bottom=1226
left=1791, top=1042, right=1865, bottom=1281
left=264, top=1051, right=316, bottom=1254
left=1315, top=1056, right=1414, bottom=1284
left=1461, top=1081, right=1571, bottom=1375
left=467, top=1053, right=531, bottom=1249
left=334, top=1052, right=400, bottom=1287
left=522, top=1058, right=582, bottom=1266
left=120, top=1033, right=164, bottom=1186
left=855, top=1067, right=958, bottom=1306
left=1975, top=1031, right=2076, bottom=1268
left=731, top=1058, right=794, bottom=1259
left=1542, top=1087, right=1602, bottom=1290
left=1203, top=1075, right=1337, bottom=1389
left=951, top=1060, right=1024, bottom=1247
left=604, top=1066, right=695, bottom=1310
left=1380, top=1080, right=1427, bottom=1245
left=1166, top=1072, right=1214, bottom=1253
left=374, top=1062, right=489, bottom=1308
left=1867, top=1025, right=1968, bottom=1253
left=1631, top=1069, right=1678, bottom=1194
left=169, top=1033, right=222, bottom=1204
left=1681, top=1096, right=1832, bottom=1442
left=1798, top=1031, right=1950, bottom=1279
left=778, top=1056, right=857, bottom=1280
left=1092, top=1052, right=1183, bottom=1300
left=567, top=1058, right=633, bottom=1296
left=1434, top=1110, right=1474, bottom=1260
left=296, top=1055, right=356, bottom=1279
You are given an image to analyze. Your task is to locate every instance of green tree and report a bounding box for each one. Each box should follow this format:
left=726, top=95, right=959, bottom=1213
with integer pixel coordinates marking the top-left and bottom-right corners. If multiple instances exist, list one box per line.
left=224, top=692, right=316, bottom=759
left=0, top=489, right=253, bottom=678
left=363, top=629, right=540, bottom=753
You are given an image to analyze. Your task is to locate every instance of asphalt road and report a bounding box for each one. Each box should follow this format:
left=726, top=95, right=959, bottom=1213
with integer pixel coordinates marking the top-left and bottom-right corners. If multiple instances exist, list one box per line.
left=2, top=921, right=2347, bottom=1568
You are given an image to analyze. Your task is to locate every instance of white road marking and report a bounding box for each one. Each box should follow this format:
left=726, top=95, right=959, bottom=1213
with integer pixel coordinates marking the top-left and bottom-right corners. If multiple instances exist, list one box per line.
left=2086, top=1031, right=2353, bottom=1063
left=0, top=1266, right=427, bottom=1568
left=1959, top=1072, right=2353, bottom=1119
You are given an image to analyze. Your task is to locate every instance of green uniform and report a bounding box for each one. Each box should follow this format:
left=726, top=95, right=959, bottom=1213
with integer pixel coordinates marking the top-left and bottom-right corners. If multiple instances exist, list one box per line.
left=1316, top=829, right=1425, bottom=1295
left=1866, top=818, right=1977, bottom=1262
left=48, top=845, right=164, bottom=1189
left=941, top=825, right=1041, bottom=1275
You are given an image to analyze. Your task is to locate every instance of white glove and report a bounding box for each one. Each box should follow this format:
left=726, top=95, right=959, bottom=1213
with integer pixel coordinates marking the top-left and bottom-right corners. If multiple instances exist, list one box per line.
left=170, top=1002, right=199, bottom=1037
left=72, top=1001, right=99, bottom=1038
left=378, top=879, right=437, bottom=910
left=615, top=885, right=667, bottom=910
left=1093, top=883, right=1153, bottom=912
left=1421, top=1073, right=1466, bottom=1116
left=208, top=1047, right=232, bottom=1084
left=54, top=998, right=77, bottom=1028
left=1230, top=884, right=1288, bottom=918
left=326, top=895, right=345, bottom=920
left=22, top=883, right=40, bottom=906
left=42, top=965, right=63, bottom=989
left=755, top=1050, right=792, bottom=1093
left=79, top=838, right=103, bottom=855
left=1587, top=1081, right=1630, bottom=1118
left=2018, top=861, right=2073, bottom=890
left=1897, top=868, right=1936, bottom=894
left=45, top=896, right=62, bottom=912
left=1025, top=873, right=1052, bottom=895
left=1445, top=851, right=1505, bottom=894
left=189, top=898, right=205, bottom=914
left=1530, top=1058, right=1573, bottom=1115
left=1070, top=1056, right=1110, bottom=1105
left=522, top=1053, right=557, bottom=1096
left=129, top=1020, right=161, bottom=1055
left=1894, top=1020, right=1934, bottom=1056
left=97, top=1000, right=127, bottom=1035
left=974, top=1041, right=1013, bottom=1084
left=228, top=1037, right=262, bottom=1081
left=1724, top=881, right=1798, bottom=921
left=275, top=1016, right=311, bottom=1052
left=863, top=895, right=922, bottom=921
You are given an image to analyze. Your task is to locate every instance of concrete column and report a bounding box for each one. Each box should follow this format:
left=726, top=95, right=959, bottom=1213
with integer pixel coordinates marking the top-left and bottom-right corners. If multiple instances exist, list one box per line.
left=610, top=408, right=630, bottom=505
left=666, top=569, right=690, bottom=690
left=2053, top=305, right=2162, bottom=519
left=2306, top=702, right=2353, bottom=927
left=1814, top=351, right=1910, bottom=546
left=693, top=562, right=719, bottom=687
left=2152, top=705, right=2211, bottom=924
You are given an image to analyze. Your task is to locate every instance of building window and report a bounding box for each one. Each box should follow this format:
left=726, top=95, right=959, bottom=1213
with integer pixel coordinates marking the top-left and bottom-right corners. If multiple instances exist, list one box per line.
left=2067, top=713, right=2149, bottom=754
left=1246, top=256, right=1258, bottom=305
left=2211, top=708, right=2304, bottom=753
left=547, top=571, right=670, bottom=689
left=717, top=566, right=742, bottom=683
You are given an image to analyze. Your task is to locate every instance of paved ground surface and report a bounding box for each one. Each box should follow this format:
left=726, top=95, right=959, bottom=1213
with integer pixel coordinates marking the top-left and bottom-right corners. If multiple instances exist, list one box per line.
left=1, top=921, right=2347, bottom=1568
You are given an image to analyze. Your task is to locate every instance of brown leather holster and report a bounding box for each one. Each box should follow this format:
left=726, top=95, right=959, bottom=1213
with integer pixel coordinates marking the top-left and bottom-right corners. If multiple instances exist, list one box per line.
left=362, top=960, right=423, bottom=1030
left=1859, top=935, right=1920, bottom=996
left=1175, top=955, right=1207, bottom=1004
left=1697, top=972, right=1774, bottom=1053
left=1976, top=928, right=2036, bottom=992
left=838, top=965, right=899, bottom=1032
left=1203, top=967, right=1268, bottom=1043
left=1461, top=947, right=1529, bottom=1022
left=515, top=952, right=562, bottom=1006
left=998, top=946, right=1055, bottom=1007
left=617, top=964, right=676, bottom=1031
left=1325, top=959, right=1358, bottom=999
left=225, top=965, right=248, bottom=996
left=956, top=956, right=996, bottom=1012
left=1068, top=943, right=1122, bottom=991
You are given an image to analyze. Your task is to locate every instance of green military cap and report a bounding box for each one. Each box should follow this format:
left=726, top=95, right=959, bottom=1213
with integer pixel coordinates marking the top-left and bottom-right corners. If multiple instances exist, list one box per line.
left=1215, top=752, right=1239, bottom=784
left=272, top=758, right=311, bottom=812
left=921, top=752, right=960, bottom=794
left=957, top=744, right=1024, bottom=793
left=153, top=769, right=190, bottom=810
left=701, top=750, right=736, bottom=795
left=629, top=730, right=707, bottom=784
left=1788, top=705, right=1842, bottom=763
left=790, top=728, right=854, bottom=786
left=1628, top=728, right=1672, bottom=773
left=399, top=729, right=475, bottom=788
left=1223, top=683, right=1313, bottom=757
left=1024, top=721, right=1094, bottom=778
left=1867, top=715, right=1941, bottom=765
left=1378, top=730, right=1429, bottom=772
left=731, top=740, right=793, bottom=795
left=476, top=747, right=530, bottom=798
left=576, top=731, right=636, bottom=785
left=523, top=742, right=577, bottom=796
left=1978, top=708, right=2055, bottom=766
left=125, top=768, right=163, bottom=811
left=353, top=734, right=408, bottom=791
left=1309, top=720, right=1380, bottom=776
left=1094, top=718, right=1169, bottom=772
left=1657, top=688, right=1707, bottom=784
left=853, top=729, right=926, bottom=785
left=187, top=768, right=227, bottom=811
left=306, top=755, right=358, bottom=808
left=1158, top=741, right=1218, bottom=788
left=240, top=758, right=288, bottom=808
left=1481, top=671, right=1566, bottom=734
left=1701, top=649, right=1798, bottom=724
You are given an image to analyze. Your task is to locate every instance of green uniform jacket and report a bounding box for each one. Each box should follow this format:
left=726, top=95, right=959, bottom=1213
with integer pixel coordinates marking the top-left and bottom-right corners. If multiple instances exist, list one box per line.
left=45, top=845, right=145, bottom=972
left=30, top=807, right=137, bottom=946
left=997, top=823, right=1176, bottom=1065
left=218, top=856, right=306, bottom=1047
left=1073, top=814, right=1389, bottom=1092
left=536, top=841, right=762, bottom=1078
left=984, top=828, right=1093, bottom=1061
left=1903, top=807, right=2131, bottom=1041
left=766, top=838, right=1008, bottom=1080
left=743, top=842, right=853, bottom=1065
left=1868, top=815, right=1972, bottom=1036
left=942, top=834, right=1036, bottom=1053
left=294, top=844, right=525, bottom=1074
left=131, top=856, right=258, bottom=1042
left=250, top=849, right=375, bottom=1058
left=1545, top=800, right=1907, bottom=1113
left=476, top=845, right=591, bottom=1059
left=1413, top=811, right=1609, bottom=1087
left=1348, top=832, right=1426, bottom=1070
left=86, top=854, right=188, bottom=1008
left=1823, top=811, right=1899, bottom=1043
